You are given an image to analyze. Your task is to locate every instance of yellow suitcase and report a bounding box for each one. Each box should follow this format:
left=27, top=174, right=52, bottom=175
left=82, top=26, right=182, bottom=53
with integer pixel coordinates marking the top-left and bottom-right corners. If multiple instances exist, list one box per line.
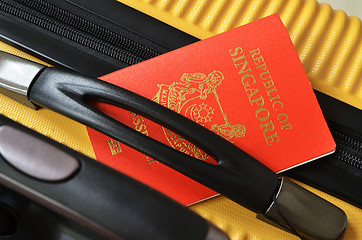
left=0, top=0, right=361, bottom=239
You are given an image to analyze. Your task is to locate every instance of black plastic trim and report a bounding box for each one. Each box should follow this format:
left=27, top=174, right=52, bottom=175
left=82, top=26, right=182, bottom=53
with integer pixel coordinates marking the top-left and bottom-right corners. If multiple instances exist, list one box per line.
left=0, top=114, right=211, bottom=240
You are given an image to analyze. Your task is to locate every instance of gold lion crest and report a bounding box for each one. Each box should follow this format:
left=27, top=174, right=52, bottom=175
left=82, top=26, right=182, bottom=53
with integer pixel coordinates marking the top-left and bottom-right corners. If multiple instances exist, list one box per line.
left=153, top=71, right=245, bottom=161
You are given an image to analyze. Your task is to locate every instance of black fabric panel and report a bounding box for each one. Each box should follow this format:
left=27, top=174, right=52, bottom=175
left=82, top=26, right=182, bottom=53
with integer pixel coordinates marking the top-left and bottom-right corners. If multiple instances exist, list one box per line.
left=287, top=158, right=362, bottom=208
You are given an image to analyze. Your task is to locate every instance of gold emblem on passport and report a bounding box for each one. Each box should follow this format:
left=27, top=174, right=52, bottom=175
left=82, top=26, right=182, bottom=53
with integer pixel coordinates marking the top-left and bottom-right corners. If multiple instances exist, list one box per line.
left=153, top=71, right=245, bottom=160
left=107, top=139, right=122, bottom=155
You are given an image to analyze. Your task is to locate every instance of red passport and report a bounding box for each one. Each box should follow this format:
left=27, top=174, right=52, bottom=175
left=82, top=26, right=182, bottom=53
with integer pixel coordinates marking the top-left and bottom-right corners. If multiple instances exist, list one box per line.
left=87, top=14, right=335, bottom=205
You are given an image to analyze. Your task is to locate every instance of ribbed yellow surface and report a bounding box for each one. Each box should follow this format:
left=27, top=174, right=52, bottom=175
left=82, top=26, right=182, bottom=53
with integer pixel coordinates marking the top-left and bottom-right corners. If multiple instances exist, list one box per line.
left=119, top=0, right=362, bottom=111
left=117, top=0, right=362, bottom=239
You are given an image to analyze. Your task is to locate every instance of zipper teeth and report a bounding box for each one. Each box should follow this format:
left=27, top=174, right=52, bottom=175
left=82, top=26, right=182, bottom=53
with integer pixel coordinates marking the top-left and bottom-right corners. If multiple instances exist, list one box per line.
left=335, top=148, right=362, bottom=169
left=17, top=0, right=160, bottom=60
left=332, top=129, right=362, bottom=152
left=0, top=0, right=149, bottom=65
left=330, top=127, right=362, bottom=169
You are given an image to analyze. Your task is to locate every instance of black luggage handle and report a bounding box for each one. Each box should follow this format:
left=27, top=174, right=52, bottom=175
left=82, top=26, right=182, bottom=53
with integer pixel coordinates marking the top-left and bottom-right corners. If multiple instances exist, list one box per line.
left=29, top=67, right=280, bottom=214
left=0, top=114, right=227, bottom=240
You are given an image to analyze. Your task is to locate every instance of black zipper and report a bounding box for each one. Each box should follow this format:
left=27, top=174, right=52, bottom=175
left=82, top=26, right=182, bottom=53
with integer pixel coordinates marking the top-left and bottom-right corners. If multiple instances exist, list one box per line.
left=332, top=128, right=362, bottom=153
left=0, top=0, right=159, bottom=64
left=329, top=123, right=362, bottom=177
left=15, top=0, right=161, bottom=61
left=335, top=148, right=362, bottom=169
left=0, top=0, right=168, bottom=74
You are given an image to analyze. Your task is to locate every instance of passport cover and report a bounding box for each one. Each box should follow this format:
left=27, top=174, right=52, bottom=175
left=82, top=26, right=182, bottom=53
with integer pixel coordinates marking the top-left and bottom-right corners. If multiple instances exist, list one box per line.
left=87, top=14, right=335, bottom=205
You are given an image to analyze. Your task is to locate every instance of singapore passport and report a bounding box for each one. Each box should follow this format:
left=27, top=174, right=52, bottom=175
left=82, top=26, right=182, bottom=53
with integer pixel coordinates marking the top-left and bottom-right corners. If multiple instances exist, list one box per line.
left=87, top=14, right=335, bottom=205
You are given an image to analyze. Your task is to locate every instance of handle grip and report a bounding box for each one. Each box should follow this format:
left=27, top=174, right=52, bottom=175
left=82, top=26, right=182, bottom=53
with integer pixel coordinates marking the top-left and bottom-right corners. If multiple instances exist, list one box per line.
left=29, top=67, right=279, bottom=213
left=0, top=114, right=219, bottom=240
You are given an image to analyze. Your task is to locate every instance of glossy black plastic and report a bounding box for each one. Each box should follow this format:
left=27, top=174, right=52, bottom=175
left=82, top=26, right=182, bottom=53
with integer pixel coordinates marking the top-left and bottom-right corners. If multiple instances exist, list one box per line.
left=29, top=67, right=280, bottom=214
left=0, top=114, right=212, bottom=240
